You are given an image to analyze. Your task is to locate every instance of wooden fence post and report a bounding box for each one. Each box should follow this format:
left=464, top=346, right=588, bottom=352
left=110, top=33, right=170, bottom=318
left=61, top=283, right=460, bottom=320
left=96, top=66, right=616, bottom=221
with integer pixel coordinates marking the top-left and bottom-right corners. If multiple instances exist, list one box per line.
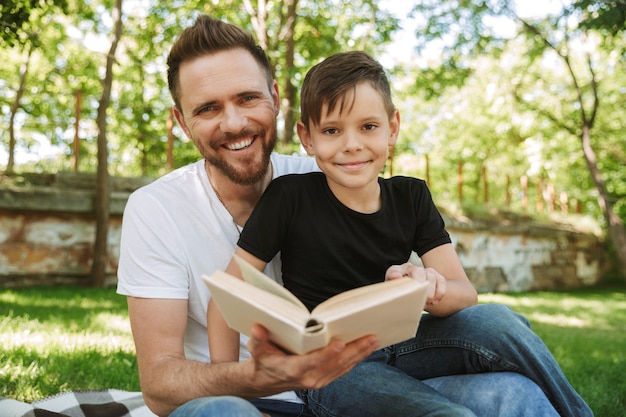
left=520, top=175, right=528, bottom=213
left=457, top=161, right=464, bottom=204
left=72, top=91, right=82, bottom=171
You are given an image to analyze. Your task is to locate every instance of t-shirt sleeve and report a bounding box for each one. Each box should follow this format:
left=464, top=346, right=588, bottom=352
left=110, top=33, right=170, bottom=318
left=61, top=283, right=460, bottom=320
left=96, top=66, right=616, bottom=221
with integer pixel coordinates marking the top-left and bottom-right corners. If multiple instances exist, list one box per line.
left=116, top=190, right=190, bottom=299
left=412, top=181, right=451, bottom=257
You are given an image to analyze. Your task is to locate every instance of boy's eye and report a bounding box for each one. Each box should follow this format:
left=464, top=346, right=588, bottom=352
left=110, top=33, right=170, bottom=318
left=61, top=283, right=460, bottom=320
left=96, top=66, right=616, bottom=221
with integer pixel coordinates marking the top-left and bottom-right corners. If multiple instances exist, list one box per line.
left=323, top=128, right=339, bottom=135
left=363, top=123, right=377, bottom=131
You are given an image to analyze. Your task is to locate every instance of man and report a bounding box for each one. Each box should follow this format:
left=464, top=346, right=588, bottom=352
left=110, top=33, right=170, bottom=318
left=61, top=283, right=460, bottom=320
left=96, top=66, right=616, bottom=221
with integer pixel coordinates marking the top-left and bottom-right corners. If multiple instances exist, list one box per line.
left=117, top=14, right=579, bottom=417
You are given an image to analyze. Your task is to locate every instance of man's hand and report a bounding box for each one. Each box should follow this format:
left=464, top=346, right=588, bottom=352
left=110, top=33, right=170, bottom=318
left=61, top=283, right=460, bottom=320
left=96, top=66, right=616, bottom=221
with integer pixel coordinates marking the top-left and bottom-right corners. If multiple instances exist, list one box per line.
left=245, top=324, right=378, bottom=393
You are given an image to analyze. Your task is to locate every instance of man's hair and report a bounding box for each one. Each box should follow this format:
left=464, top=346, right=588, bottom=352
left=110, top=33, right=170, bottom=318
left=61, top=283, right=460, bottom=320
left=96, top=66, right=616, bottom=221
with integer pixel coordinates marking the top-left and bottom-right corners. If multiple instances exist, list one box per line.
left=300, top=51, right=395, bottom=129
left=167, top=14, right=273, bottom=110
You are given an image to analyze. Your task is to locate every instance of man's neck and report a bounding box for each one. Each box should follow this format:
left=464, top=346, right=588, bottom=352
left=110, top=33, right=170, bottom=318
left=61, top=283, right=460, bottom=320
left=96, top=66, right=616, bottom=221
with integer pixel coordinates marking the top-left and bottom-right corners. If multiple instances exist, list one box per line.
left=205, top=160, right=273, bottom=227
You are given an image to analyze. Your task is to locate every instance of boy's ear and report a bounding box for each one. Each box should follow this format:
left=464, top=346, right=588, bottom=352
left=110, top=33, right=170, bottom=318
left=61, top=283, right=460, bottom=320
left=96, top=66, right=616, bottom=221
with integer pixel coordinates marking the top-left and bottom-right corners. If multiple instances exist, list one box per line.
left=297, top=121, right=315, bottom=155
left=388, top=109, right=400, bottom=146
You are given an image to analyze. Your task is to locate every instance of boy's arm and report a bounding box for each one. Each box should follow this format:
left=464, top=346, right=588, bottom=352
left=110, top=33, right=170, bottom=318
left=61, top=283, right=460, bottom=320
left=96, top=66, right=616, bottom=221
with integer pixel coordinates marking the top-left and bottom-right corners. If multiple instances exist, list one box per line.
left=207, top=299, right=240, bottom=363
left=419, top=243, right=477, bottom=316
left=207, top=247, right=270, bottom=363
left=386, top=243, right=477, bottom=317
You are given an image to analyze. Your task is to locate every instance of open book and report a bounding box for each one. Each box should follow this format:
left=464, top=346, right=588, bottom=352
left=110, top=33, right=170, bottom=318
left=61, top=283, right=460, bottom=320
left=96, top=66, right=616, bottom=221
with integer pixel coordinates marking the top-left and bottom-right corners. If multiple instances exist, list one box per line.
left=203, top=256, right=429, bottom=354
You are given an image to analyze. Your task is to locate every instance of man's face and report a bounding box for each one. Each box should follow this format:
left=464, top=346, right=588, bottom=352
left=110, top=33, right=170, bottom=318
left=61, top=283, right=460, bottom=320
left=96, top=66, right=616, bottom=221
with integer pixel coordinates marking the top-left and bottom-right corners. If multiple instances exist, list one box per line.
left=174, top=48, right=279, bottom=185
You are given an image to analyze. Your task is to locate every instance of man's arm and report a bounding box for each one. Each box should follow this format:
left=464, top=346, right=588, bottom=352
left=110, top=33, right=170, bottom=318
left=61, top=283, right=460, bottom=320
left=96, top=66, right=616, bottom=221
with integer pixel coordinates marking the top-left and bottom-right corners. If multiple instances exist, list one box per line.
left=128, top=296, right=379, bottom=417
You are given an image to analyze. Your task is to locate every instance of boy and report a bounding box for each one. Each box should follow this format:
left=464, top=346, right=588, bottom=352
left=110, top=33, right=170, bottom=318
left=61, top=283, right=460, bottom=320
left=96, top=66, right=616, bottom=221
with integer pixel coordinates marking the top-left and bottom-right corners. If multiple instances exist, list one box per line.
left=208, top=51, right=590, bottom=417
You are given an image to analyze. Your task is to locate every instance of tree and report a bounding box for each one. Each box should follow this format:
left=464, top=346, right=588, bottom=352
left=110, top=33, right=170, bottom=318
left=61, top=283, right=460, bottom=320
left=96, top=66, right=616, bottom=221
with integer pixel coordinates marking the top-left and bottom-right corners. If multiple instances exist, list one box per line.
left=411, top=0, right=626, bottom=278
left=0, top=0, right=68, bottom=47
left=3, top=2, right=73, bottom=174
left=235, top=0, right=400, bottom=145
left=91, top=0, right=123, bottom=287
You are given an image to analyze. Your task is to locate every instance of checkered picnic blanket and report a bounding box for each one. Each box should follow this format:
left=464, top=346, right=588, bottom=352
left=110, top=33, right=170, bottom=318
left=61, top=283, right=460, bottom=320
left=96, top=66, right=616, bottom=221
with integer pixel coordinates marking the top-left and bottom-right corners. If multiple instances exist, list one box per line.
left=0, top=390, right=156, bottom=417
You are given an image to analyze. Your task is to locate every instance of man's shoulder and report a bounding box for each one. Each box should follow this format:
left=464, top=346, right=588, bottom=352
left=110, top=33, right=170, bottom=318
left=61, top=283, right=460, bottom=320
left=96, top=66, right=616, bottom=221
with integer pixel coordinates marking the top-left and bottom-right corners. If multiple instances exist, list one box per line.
left=271, top=152, right=318, bottom=176
left=131, top=160, right=203, bottom=196
left=125, top=160, right=204, bottom=210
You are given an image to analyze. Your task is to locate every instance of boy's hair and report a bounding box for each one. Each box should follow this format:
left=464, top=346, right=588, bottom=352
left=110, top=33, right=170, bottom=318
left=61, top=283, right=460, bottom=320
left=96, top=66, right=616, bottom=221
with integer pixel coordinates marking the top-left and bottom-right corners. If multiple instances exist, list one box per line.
left=300, top=51, right=395, bottom=129
left=167, top=14, right=273, bottom=110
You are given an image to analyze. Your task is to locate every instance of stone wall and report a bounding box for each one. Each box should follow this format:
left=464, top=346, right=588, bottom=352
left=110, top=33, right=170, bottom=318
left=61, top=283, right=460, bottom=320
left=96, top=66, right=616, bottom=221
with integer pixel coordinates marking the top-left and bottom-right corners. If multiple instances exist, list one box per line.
left=0, top=173, right=607, bottom=290
left=444, top=216, right=604, bottom=292
left=0, top=173, right=152, bottom=287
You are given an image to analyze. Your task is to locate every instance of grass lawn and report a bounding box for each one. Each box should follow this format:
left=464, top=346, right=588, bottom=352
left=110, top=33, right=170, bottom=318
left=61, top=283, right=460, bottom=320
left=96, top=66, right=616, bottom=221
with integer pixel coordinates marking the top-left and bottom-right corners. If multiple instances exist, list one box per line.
left=1, top=285, right=625, bottom=416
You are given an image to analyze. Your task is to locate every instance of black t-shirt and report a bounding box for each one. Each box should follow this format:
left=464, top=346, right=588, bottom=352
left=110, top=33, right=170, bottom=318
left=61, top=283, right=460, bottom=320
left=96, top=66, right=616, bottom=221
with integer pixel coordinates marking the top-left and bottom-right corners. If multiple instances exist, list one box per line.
left=238, top=172, right=450, bottom=311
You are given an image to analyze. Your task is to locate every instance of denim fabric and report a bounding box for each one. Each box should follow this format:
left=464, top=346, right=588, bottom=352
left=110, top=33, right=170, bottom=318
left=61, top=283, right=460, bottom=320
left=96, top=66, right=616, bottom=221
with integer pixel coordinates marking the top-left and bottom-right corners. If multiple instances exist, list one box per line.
left=298, top=304, right=593, bottom=417
left=169, top=395, right=262, bottom=417
left=423, top=373, right=560, bottom=417
left=250, top=398, right=316, bottom=417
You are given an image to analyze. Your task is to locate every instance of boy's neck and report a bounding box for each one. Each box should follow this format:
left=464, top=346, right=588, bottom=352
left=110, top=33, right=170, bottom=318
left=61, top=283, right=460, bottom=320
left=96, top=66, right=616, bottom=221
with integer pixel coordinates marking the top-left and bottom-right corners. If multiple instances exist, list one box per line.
left=326, top=177, right=382, bottom=214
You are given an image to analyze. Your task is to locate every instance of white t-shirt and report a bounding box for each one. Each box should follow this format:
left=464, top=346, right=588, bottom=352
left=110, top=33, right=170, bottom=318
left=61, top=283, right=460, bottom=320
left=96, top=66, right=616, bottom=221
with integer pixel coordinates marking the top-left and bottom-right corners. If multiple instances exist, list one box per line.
left=117, top=153, right=317, bottom=403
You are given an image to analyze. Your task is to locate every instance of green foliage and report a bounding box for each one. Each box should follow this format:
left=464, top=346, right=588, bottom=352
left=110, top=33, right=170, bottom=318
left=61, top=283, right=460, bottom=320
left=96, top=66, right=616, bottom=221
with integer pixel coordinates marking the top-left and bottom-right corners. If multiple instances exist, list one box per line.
left=575, top=0, right=626, bottom=36
left=0, top=0, right=69, bottom=48
left=1, top=0, right=624, bottom=234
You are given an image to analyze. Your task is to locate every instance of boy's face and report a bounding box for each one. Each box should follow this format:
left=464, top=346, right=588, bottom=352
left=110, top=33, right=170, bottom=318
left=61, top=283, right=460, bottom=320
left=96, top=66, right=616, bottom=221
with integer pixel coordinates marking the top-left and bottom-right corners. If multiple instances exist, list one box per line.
left=298, top=82, right=399, bottom=205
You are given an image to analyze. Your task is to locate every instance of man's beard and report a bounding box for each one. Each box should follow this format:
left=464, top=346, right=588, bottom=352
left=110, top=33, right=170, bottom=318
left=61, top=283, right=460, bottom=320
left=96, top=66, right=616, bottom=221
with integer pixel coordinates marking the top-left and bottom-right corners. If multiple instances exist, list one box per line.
left=204, top=129, right=277, bottom=186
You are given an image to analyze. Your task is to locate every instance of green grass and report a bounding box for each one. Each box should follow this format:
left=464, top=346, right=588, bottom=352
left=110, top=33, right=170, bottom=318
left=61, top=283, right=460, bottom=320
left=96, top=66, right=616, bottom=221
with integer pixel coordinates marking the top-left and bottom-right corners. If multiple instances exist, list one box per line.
left=480, top=288, right=626, bottom=417
left=0, top=287, right=139, bottom=401
left=1, top=286, right=625, bottom=416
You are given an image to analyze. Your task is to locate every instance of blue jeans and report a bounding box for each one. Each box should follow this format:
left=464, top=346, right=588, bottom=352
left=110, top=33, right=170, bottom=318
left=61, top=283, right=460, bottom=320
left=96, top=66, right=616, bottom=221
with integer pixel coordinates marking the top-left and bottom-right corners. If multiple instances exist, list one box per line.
left=298, top=304, right=593, bottom=417
left=169, top=395, right=262, bottom=417
left=169, top=373, right=557, bottom=417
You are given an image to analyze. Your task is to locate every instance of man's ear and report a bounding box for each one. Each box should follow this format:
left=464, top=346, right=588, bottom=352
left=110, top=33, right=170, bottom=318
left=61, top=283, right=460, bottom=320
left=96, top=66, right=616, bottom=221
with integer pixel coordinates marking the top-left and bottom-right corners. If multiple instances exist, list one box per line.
left=296, top=121, right=315, bottom=156
left=388, top=109, right=400, bottom=146
left=172, top=105, right=191, bottom=139
left=271, top=80, right=281, bottom=115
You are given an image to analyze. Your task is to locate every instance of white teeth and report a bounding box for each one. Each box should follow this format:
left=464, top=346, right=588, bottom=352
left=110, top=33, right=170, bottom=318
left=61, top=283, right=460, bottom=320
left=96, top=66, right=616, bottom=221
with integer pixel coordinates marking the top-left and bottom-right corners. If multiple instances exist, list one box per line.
left=227, top=139, right=253, bottom=150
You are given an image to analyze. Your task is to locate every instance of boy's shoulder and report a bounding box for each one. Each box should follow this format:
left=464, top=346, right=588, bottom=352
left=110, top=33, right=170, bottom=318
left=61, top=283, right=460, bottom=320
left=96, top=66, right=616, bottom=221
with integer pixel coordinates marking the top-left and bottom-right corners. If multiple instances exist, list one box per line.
left=382, top=175, right=428, bottom=187
left=273, top=171, right=324, bottom=185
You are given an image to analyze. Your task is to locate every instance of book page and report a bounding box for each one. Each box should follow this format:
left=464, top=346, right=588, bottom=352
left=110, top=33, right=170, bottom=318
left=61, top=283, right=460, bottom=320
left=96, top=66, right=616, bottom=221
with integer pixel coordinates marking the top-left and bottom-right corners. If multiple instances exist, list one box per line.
left=312, top=278, right=428, bottom=350
left=204, top=271, right=326, bottom=354
left=312, top=278, right=419, bottom=315
left=234, top=254, right=307, bottom=311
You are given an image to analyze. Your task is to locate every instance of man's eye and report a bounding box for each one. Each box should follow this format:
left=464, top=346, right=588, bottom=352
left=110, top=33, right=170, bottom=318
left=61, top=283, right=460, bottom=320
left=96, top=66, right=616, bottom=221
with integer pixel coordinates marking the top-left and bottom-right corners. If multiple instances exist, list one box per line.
left=198, top=106, right=215, bottom=114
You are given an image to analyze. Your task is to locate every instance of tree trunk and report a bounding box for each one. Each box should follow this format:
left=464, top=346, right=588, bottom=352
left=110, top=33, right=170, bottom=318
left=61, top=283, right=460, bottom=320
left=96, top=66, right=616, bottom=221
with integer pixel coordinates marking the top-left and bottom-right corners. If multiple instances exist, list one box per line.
left=167, top=107, right=174, bottom=171
left=580, top=124, right=626, bottom=277
left=281, top=0, right=298, bottom=144
left=91, top=0, right=123, bottom=287
left=7, top=46, right=33, bottom=175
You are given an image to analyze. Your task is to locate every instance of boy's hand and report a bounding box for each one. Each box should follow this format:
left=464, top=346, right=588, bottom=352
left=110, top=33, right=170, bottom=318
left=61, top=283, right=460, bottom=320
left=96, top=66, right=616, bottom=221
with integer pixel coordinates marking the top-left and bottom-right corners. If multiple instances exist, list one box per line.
left=385, top=263, right=446, bottom=307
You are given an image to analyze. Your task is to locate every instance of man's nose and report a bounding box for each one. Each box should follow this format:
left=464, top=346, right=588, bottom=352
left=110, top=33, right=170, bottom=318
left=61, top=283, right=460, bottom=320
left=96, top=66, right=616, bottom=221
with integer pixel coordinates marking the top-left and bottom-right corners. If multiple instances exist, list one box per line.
left=220, top=104, right=247, bottom=133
